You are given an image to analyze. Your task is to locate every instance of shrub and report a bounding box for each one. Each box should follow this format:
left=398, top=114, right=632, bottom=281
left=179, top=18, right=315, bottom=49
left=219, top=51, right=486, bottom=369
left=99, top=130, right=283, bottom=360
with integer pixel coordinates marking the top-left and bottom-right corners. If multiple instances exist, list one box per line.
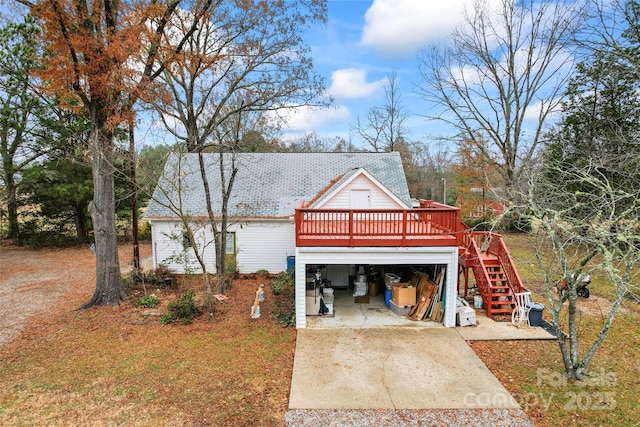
left=137, top=295, right=160, bottom=308
left=160, top=312, right=176, bottom=325
left=270, top=269, right=296, bottom=326
left=18, top=219, right=78, bottom=248
left=164, top=290, right=201, bottom=324
left=226, top=257, right=238, bottom=278
left=154, top=264, right=176, bottom=287
left=139, top=221, right=152, bottom=241
left=463, top=216, right=494, bottom=231
left=255, top=269, right=270, bottom=277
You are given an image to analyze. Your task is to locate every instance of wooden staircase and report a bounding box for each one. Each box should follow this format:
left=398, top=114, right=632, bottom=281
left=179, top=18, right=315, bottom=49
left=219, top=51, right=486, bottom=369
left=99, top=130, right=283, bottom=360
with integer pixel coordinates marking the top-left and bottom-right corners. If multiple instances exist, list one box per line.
left=459, top=231, right=525, bottom=318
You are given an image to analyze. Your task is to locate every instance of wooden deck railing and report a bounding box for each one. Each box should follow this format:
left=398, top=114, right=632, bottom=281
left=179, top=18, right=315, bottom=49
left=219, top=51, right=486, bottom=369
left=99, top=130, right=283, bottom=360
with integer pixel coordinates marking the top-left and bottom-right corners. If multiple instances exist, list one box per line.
left=295, top=203, right=463, bottom=247
left=486, top=233, right=525, bottom=295
left=460, top=231, right=526, bottom=317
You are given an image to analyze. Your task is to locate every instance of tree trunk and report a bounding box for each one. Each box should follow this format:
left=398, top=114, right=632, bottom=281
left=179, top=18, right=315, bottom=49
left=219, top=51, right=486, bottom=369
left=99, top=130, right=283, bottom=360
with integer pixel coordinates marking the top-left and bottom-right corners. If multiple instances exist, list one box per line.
left=129, top=117, right=139, bottom=271
left=81, top=117, right=126, bottom=308
left=72, top=203, right=90, bottom=245
left=2, top=164, right=19, bottom=240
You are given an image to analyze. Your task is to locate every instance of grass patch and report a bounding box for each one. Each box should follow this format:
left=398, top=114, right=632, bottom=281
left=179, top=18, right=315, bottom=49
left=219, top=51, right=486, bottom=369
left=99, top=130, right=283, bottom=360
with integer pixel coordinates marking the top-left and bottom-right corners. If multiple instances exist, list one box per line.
left=470, top=233, right=640, bottom=426
left=137, top=295, right=160, bottom=308
left=473, top=313, right=640, bottom=426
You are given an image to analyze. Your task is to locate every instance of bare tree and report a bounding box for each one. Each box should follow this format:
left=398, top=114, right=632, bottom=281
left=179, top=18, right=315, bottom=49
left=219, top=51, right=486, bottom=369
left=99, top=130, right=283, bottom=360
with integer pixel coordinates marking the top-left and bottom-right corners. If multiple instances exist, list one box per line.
left=416, top=0, right=586, bottom=196
left=399, top=140, right=452, bottom=201
left=588, top=0, right=640, bottom=69
left=517, top=148, right=639, bottom=379
left=352, top=70, right=407, bottom=152
left=285, top=132, right=340, bottom=153
left=149, top=1, right=328, bottom=293
left=146, top=151, right=217, bottom=287
left=513, top=2, right=640, bottom=378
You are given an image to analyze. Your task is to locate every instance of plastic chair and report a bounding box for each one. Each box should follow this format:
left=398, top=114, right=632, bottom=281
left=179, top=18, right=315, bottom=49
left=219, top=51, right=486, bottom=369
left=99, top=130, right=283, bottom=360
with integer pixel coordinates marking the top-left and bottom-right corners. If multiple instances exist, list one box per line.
left=511, top=291, right=533, bottom=327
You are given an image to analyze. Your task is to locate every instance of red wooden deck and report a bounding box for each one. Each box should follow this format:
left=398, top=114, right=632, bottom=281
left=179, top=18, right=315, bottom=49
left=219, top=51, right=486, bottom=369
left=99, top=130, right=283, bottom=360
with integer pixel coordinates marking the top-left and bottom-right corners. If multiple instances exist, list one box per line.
left=295, top=201, right=464, bottom=248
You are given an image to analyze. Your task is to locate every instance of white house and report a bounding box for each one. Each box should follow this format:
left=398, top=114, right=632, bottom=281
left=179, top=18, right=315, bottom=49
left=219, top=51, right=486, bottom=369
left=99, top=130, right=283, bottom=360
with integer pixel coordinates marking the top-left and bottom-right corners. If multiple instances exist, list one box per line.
left=145, top=152, right=525, bottom=328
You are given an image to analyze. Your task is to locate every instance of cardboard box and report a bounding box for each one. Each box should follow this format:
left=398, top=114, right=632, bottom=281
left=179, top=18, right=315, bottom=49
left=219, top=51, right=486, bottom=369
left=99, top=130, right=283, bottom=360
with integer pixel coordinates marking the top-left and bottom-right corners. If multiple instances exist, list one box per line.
left=389, top=300, right=411, bottom=316
left=354, top=295, right=369, bottom=303
left=368, top=282, right=380, bottom=297
left=392, top=283, right=416, bottom=306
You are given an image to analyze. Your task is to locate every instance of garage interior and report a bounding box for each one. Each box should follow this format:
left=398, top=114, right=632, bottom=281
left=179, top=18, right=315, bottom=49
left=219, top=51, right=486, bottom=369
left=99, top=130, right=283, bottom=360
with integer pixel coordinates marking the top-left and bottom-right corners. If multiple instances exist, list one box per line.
left=304, top=263, right=450, bottom=328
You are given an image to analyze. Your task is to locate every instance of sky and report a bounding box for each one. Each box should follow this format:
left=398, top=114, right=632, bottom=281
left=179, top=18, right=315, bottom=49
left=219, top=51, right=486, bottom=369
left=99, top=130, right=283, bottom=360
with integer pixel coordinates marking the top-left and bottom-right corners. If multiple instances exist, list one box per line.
left=2, top=0, right=475, bottom=149
left=1, top=0, right=560, bottom=150
left=280, top=0, right=488, bottom=146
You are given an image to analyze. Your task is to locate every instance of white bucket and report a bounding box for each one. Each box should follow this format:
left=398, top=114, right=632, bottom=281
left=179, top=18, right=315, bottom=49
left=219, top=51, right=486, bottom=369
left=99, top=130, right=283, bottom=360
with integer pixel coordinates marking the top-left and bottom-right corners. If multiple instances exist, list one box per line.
left=474, top=295, right=483, bottom=309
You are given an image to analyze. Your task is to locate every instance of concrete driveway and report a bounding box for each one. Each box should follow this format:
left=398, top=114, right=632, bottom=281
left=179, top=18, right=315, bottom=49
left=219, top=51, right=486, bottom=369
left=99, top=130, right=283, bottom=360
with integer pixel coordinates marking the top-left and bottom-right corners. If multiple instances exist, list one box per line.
left=289, top=327, right=520, bottom=410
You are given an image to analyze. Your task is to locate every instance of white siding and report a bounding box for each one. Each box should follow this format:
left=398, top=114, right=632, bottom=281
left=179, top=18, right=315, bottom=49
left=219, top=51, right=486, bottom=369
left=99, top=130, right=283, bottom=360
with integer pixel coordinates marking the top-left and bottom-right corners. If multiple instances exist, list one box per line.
left=149, top=219, right=294, bottom=275
left=321, top=174, right=404, bottom=209
left=234, top=220, right=295, bottom=274
left=150, top=220, right=216, bottom=274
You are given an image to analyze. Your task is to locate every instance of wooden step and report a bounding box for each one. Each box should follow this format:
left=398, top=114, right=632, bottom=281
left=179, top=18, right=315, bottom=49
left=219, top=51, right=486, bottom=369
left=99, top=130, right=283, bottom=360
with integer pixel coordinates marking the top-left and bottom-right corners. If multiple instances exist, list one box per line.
left=488, top=298, right=514, bottom=304
left=489, top=300, right=514, bottom=305
left=488, top=307, right=514, bottom=315
left=489, top=293, right=513, bottom=298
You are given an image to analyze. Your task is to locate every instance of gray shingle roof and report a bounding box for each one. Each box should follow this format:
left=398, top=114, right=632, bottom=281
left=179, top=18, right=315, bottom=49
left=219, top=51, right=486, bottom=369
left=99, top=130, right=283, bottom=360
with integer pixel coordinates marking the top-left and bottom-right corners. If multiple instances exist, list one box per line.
left=144, top=152, right=411, bottom=219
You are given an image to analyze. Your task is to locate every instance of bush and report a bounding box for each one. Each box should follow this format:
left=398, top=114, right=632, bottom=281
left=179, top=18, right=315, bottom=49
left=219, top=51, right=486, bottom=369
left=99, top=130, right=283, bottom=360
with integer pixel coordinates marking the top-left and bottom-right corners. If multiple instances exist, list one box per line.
left=226, top=257, right=238, bottom=278
left=498, top=213, right=532, bottom=233
left=463, top=216, right=494, bottom=231
left=160, top=312, right=176, bottom=325
left=270, top=269, right=296, bottom=326
left=153, top=264, right=176, bottom=287
left=139, top=221, right=152, bottom=241
left=137, top=295, right=160, bottom=308
left=164, top=290, right=201, bottom=324
left=18, top=218, right=78, bottom=248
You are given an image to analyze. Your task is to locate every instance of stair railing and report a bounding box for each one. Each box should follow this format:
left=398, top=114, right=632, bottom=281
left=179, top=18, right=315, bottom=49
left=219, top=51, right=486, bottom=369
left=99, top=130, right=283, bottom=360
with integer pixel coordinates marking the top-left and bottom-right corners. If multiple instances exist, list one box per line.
left=466, top=233, right=494, bottom=310
left=486, top=233, right=525, bottom=296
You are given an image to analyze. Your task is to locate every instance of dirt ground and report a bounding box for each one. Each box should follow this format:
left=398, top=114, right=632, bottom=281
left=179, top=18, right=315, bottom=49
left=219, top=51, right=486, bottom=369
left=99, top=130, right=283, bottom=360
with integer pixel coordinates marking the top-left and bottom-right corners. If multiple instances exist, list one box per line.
left=0, top=242, right=296, bottom=426
left=0, top=243, right=152, bottom=348
left=522, top=280, right=631, bottom=317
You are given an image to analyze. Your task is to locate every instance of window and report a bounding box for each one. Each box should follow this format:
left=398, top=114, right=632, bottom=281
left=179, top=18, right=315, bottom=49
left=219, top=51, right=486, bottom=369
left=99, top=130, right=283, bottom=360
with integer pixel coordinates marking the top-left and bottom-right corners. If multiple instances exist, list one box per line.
left=182, top=232, right=192, bottom=249
left=225, top=232, right=236, bottom=254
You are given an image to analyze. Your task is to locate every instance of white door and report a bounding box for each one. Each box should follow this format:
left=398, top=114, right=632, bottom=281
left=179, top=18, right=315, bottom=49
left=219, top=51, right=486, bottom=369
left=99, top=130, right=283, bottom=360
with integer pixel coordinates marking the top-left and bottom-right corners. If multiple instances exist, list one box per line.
left=350, top=189, right=370, bottom=208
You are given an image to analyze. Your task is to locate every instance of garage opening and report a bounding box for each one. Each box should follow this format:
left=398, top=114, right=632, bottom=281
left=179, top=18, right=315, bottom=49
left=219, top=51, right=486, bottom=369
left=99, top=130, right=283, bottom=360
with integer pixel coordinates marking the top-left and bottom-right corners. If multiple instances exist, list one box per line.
left=294, top=246, right=459, bottom=328
left=304, top=263, right=449, bottom=328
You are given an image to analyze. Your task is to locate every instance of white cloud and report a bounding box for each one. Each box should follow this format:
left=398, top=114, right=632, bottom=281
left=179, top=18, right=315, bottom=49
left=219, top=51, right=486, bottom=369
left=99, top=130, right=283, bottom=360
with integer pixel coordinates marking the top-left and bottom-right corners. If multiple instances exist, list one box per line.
left=275, top=105, right=351, bottom=133
left=361, top=0, right=494, bottom=57
left=523, top=99, right=562, bottom=123
left=328, top=68, right=385, bottom=100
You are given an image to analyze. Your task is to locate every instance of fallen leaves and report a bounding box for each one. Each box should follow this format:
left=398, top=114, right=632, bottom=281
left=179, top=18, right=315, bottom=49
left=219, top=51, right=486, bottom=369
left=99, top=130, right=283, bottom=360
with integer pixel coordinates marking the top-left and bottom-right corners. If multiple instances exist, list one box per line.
left=0, top=243, right=296, bottom=426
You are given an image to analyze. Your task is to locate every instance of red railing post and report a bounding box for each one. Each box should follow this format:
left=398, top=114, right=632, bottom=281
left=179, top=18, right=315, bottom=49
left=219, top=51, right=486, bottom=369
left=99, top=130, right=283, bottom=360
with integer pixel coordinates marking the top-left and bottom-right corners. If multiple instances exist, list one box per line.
left=349, top=209, right=354, bottom=247
left=402, top=210, right=407, bottom=246
left=295, top=209, right=300, bottom=246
